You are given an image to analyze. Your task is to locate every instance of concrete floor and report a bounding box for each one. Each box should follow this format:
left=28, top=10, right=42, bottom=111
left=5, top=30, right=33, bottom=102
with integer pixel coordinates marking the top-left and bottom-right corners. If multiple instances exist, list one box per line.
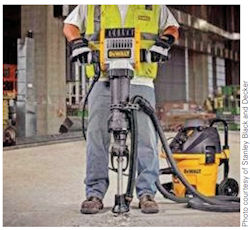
left=3, top=132, right=240, bottom=227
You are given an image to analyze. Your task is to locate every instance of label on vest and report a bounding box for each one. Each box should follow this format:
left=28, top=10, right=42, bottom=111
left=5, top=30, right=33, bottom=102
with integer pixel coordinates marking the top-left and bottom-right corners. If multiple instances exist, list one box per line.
left=138, top=15, right=151, bottom=21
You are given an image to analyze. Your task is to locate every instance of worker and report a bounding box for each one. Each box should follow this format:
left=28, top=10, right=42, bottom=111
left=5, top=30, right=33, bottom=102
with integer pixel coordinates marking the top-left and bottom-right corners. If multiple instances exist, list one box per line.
left=204, top=94, right=214, bottom=113
left=214, top=87, right=224, bottom=113
left=63, top=5, right=179, bottom=214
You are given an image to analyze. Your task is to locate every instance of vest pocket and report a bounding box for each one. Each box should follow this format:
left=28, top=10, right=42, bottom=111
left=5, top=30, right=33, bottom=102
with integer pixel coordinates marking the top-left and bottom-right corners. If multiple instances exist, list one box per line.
left=136, top=62, right=158, bottom=79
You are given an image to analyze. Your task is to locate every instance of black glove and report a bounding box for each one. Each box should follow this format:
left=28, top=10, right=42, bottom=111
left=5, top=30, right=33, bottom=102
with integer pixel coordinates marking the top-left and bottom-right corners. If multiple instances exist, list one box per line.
left=69, top=37, right=91, bottom=63
left=156, top=34, right=175, bottom=48
left=150, top=34, right=175, bottom=62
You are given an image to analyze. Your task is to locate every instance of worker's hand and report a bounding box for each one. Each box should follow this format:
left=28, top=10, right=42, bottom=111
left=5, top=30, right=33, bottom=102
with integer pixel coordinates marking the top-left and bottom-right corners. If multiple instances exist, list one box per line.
left=69, top=37, right=92, bottom=64
left=149, top=34, right=175, bottom=62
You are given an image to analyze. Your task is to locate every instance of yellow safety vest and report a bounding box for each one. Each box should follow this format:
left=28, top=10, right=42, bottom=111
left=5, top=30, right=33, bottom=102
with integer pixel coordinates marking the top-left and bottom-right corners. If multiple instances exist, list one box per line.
left=85, top=5, right=160, bottom=79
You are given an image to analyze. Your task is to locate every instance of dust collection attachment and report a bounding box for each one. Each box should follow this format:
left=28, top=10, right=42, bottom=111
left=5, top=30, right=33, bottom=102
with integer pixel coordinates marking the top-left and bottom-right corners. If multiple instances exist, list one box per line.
left=157, top=118, right=239, bottom=211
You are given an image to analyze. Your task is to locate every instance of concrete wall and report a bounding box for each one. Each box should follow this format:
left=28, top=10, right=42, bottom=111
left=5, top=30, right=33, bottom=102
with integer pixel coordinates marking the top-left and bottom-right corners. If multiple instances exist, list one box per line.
left=156, top=47, right=210, bottom=106
left=21, top=5, right=66, bottom=135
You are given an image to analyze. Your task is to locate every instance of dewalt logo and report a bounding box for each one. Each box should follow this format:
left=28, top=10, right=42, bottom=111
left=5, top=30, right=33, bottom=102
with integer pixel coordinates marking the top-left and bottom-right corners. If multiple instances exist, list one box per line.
left=184, top=169, right=201, bottom=174
left=108, top=49, right=131, bottom=58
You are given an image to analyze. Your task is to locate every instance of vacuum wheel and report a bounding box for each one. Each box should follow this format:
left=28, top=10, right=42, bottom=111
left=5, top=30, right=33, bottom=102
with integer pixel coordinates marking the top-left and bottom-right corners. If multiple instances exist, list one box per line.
left=217, top=178, right=239, bottom=197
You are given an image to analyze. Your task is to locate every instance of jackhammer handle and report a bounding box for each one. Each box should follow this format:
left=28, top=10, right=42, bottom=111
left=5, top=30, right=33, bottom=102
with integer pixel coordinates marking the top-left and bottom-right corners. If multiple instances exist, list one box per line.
left=70, top=50, right=100, bottom=64
left=140, top=49, right=169, bottom=63
left=71, top=49, right=168, bottom=64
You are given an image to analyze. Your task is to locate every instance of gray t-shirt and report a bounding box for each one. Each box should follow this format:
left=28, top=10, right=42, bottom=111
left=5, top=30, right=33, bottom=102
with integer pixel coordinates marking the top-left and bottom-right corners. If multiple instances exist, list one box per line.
left=64, top=5, right=179, bottom=33
left=64, top=5, right=179, bottom=87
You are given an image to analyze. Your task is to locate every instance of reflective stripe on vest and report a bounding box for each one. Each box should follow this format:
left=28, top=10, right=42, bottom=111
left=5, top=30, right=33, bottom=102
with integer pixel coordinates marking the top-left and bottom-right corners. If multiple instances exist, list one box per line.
left=85, top=5, right=160, bottom=79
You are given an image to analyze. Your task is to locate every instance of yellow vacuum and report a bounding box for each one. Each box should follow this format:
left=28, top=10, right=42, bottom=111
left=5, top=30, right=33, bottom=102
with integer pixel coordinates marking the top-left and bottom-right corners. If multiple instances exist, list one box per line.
left=158, top=119, right=239, bottom=200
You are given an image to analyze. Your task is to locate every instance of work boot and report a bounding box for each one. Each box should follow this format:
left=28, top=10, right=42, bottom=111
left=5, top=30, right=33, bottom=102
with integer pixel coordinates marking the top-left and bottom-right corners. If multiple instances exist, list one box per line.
left=139, top=194, right=159, bottom=214
left=80, top=197, right=103, bottom=214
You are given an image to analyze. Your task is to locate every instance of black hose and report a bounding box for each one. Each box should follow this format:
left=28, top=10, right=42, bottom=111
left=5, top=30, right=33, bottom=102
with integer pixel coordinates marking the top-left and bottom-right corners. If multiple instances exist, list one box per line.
left=156, top=167, right=189, bottom=203
left=125, top=109, right=138, bottom=201
left=188, top=196, right=240, bottom=212
left=156, top=179, right=189, bottom=203
left=134, top=95, right=240, bottom=212
left=210, top=119, right=229, bottom=149
left=82, top=66, right=101, bottom=140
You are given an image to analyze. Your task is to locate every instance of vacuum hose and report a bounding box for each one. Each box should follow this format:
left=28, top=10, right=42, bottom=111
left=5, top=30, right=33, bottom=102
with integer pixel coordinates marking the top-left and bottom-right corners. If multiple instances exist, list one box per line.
left=125, top=107, right=138, bottom=201
left=134, top=95, right=240, bottom=212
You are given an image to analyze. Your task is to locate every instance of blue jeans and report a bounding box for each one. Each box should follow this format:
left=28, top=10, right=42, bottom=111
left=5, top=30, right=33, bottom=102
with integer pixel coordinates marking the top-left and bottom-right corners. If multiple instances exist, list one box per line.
left=85, top=81, right=159, bottom=200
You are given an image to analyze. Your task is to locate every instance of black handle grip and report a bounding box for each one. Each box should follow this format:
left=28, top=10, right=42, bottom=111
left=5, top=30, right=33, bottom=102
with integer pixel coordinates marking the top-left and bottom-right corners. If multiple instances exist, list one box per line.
left=140, top=49, right=168, bottom=63
left=209, top=119, right=229, bottom=149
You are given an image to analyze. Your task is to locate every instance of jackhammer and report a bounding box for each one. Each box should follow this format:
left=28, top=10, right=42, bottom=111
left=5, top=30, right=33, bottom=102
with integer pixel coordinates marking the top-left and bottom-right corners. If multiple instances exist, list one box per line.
left=76, top=27, right=240, bottom=214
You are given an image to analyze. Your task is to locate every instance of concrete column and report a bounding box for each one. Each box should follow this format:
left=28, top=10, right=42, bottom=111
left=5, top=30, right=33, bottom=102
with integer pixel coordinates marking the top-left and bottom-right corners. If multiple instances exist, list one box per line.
left=17, top=37, right=37, bottom=137
left=188, top=52, right=209, bottom=105
left=45, top=6, right=66, bottom=134
left=21, top=5, right=66, bottom=135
